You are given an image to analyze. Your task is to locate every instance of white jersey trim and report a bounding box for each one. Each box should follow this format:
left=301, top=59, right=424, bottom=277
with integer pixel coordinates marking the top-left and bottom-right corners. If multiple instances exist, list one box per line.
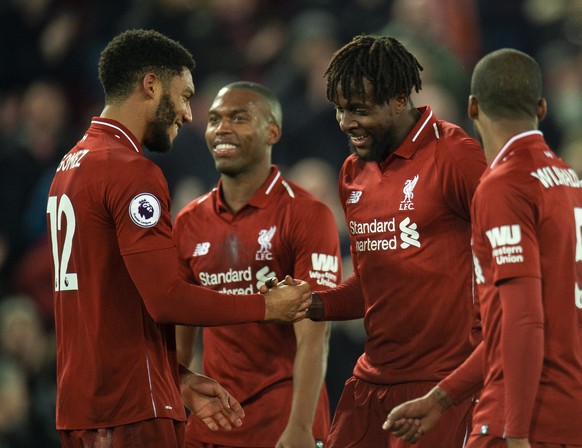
left=281, top=180, right=296, bottom=198
left=92, top=119, right=140, bottom=153
left=412, top=109, right=433, bottom=142
left=145, top=354, right=158, bottom=417
left=265, top=171, right=281, bottom=194
left=491, top=130, right=543, bottom=169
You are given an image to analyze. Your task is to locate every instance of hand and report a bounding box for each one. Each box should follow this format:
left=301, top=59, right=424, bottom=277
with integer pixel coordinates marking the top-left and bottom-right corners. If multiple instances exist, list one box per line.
left=259, top=275, right=296, bottom=293
left=263, top=275, right=312, bottom=323
left=506, top=438, right=531, bottom=448
left=180, top=371, right=244, bottom=431
left=382, top=386, right=451, bottom=444
left=275, top=424, right=315, bottom=448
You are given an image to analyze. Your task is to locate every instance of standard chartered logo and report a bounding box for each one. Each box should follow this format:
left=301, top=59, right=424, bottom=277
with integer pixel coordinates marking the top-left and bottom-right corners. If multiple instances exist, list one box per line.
left=198, top=266, right=277, bottom=294
left=352, top=216, right=420, bottom=252
left=399, top=217, right=420, bottom=248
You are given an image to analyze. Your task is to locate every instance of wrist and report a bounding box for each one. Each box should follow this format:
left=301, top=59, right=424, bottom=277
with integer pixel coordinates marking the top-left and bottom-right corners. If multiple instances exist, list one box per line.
left=306, top=293, right=324, bottom=321
left=431, top=386, right=454, bottom=412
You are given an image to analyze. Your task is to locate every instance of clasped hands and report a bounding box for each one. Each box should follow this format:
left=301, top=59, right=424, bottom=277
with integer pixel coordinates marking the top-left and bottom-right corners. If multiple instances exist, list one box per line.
left=260, top=275, right=312, bottom=323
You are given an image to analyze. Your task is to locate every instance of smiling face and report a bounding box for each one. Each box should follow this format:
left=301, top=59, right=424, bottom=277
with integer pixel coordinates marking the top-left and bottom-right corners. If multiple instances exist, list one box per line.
left=205, top=87, right=280, bottom=177
left=144, top=68, right=194, bottom=153
left=333, top=78, right=404, bottom=162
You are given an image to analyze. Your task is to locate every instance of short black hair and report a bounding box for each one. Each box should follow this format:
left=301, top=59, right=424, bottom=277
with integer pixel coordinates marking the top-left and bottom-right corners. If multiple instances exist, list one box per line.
left=471, top=48, right=542, bottom=119
left=98, top=29, right=195, bottom=103
left=222, top=81, right=283, bottom=126
left=325, top=35, right=423, bottom=105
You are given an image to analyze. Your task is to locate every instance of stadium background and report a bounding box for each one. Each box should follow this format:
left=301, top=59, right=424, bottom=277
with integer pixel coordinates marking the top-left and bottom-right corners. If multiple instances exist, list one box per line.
left=0, top=0, right=580, bottom=445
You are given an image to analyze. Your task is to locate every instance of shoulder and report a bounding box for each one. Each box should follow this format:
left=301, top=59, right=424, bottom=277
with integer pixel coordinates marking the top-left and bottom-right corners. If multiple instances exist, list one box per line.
left=282, top=180, right=332, bottom=211
left=476, top=162, right=532, bottom=207
left=338, top=154, right=364, bottom=184
left=174, top=190, right=214, bottom=223
left=433, top=120, right=487, bottom=181
left=270, top=179, right=336, bottom=229
left=436, top=120, right=483, bottom=156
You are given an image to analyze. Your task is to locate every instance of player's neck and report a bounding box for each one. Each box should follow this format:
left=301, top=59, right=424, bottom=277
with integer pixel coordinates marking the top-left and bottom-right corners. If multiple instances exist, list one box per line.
left=486, top=119, right=539, bottom=163
left=101, top=101, right=147, bottom=143
left=220, top=165, right=272, bottom=214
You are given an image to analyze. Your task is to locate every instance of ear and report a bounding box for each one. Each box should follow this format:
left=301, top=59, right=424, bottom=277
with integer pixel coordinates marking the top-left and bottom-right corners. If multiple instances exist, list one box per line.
left=537, top=98, right=547, bottom=122
left=393, top=94, right=409, bottom=112
left=266, top=123, right=282, bottom=146
left=142, top=72, right=158, bottom=99
left=467, top=95, right=479, bottom=120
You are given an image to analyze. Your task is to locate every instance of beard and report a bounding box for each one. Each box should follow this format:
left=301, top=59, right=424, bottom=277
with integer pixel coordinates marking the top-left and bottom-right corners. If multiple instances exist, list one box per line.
left=348, top=138, right=391, bottom=163
left=143, top=93, right=176, bottom=153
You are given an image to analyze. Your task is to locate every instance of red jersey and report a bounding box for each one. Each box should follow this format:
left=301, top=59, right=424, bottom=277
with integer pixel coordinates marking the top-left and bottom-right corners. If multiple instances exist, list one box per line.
left=322, top=107, right=486, bottom=384
left=470, top=131, right=582, bottom=443
left=173, top=167, right=341, bottom=446
left=47, top=118, right=265, bottom=430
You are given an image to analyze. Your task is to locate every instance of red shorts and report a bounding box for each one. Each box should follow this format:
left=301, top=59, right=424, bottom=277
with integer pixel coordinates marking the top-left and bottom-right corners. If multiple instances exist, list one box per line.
left=467, top=434, right=580, bottom=448
left=59, top=418, right=185, bottom=448
left=185, top=380, right=329, bottom=447
left=327, top=376, right=474, bottom=448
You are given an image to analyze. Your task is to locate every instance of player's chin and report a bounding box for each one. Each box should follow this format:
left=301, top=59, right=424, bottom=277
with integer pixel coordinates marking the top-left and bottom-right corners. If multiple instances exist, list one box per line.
left=353, top=148, right=374, bottom=162
left=215, top=162, right=240, bottom=177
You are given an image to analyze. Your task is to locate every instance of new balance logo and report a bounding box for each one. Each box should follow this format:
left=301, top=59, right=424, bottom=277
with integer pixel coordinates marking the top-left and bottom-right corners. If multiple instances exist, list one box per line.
left=347, top=191, right=362, bottom=204
left=311, top=253, right=339, bottom=272
left=485, top=225, right=521, bottom=248
left=192, top=242, right=210, bottom=256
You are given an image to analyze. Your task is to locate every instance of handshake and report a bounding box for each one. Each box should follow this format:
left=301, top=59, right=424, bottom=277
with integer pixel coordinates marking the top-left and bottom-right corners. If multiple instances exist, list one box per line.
left=260, top=275, right=324, bottom=323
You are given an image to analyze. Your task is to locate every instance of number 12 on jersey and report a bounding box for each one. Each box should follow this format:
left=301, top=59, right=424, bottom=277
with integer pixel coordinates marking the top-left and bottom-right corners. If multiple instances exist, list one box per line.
left=47, top=194, right=79, bottom=291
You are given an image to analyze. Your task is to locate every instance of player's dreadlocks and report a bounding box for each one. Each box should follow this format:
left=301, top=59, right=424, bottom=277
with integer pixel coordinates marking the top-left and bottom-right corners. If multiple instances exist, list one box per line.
left=325, top=35, right=423, bottom=105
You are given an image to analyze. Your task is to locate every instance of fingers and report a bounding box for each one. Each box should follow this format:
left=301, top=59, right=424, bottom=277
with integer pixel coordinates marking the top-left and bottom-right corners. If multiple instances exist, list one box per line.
left=383, top=416, right=423, bottom=443
left=215, top=386, right=244, bottom=428
left=199, top=401, right=244, bottom=432
left=283, top=275, right=298, bottom=285
left=261, top=276, right=306, bottom=292
left=201, top=413, right=231, bottom=432
left=228, top=395, right=245, bottom=420
left=225, top=408, right=243, bottom=428
left=222, top=393, right=245, bottom=421
left=264, top=277, right=279, bottom=289
left=201, top=416, right=220, bottom=432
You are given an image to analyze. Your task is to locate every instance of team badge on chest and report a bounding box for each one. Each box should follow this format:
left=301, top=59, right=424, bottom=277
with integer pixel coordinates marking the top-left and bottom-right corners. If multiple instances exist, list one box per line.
left=256, top=226, right=276, bottom=260
left=399, top=175, right=419, bottom=210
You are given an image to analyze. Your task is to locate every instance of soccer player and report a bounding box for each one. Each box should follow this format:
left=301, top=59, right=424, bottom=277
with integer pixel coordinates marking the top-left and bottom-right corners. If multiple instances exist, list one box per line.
left=46, top=29, right=312, bottom=448
left=173, top=81, right=342, bottom=448
left=384, top=49, right=582, bottom=447
left=303, top=35, right=487, bottom=447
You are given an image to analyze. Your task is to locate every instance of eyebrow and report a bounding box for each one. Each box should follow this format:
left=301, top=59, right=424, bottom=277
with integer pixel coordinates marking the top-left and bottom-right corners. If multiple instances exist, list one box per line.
left=209, top=107, right=250, bottom=116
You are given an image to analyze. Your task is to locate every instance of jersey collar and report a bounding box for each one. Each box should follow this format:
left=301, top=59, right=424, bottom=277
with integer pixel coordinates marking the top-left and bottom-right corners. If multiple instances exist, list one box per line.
left=90, top=117, right=142, bottom=154
left=391, top=106, right=438, bottom=160
left=214, top=165, right=285, bottom=214
left=490, top=130, right=544, bottom=169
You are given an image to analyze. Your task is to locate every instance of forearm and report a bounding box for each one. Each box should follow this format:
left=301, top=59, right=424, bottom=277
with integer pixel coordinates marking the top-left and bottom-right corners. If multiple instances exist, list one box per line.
left=314, top=272, right=365, bottom=320
left=286, top=320, right=331, bottom=429
left=438, top=342, right=484, bottom=404
left=500, top=277, right=544, bottom=438
left=176, top=325, right=197, bottom=368
left=178, top=363, right=196, bottom=388
left=124, top=247, right=265, bottom=325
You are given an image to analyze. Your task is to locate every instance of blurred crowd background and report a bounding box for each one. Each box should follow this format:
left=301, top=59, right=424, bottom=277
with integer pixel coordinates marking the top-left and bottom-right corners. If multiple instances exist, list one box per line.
left=1, top=0, right=582, bottom=445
